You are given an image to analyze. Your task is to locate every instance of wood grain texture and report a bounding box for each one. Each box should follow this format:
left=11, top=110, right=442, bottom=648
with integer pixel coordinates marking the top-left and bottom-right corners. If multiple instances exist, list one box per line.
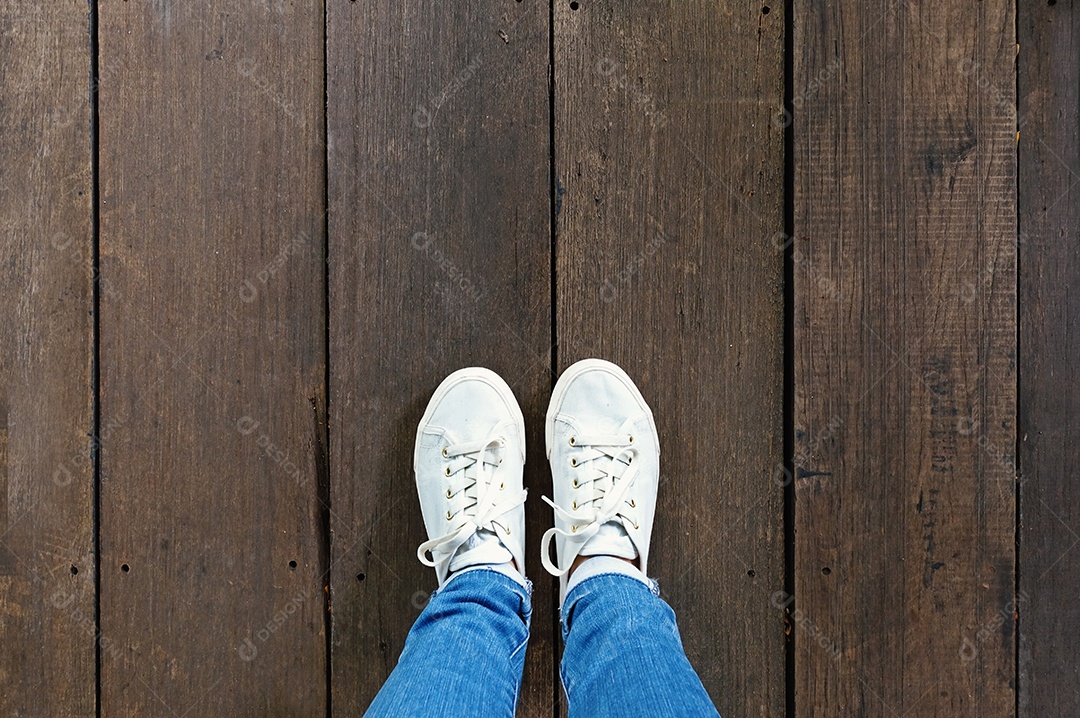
left=326, top=1, right=553, bottom=714
left=555, top=2, right=786, bottom=715
left=0, top=2, right=95, bottom=715
left=97, top=1, right=328, bottom=714
left=793, top=1, right=1017, bottom=715
left=1018, top=0, right=1080, bottom=714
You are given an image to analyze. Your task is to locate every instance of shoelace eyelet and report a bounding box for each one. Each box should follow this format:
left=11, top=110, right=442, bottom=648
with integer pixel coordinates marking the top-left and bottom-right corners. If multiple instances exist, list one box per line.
left=444, top=466, right=452, bottom=477
left=446, top=488, right=453, bottom=499
left=570, top=525, right=577, bottom=533
left=441, top=447, right=449, bottom=457
left=499, top=481, right=505, bottom=490
left=571, top=500, right=578, bottom=510
left=629, top=498, right=636, bottom=508
left=445, top=510, right=453, bottom=521
left=570, top=457, right=578, bottom=467
left=572, top=478, right=580, bottom=489
left=569, top=436, right=576, bottom=446
left=628, top=435, right=634, bottom=444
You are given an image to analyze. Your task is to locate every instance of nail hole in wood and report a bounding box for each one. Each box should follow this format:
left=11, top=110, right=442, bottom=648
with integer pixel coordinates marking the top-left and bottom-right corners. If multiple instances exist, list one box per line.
left=570, top=1, right=580, bottom=9
left=288, top=560, right=298, bottom=570
left=70, top=565, right=79, bottom=575
left=356, top=572, right=366, bottom=582
left=762, top=5, right=770, bottom=13
left=747, top=569, right=756, bottom=577
left=821, top=566, right=831, bottom=575
left=121, top=564, right=130, bottom=573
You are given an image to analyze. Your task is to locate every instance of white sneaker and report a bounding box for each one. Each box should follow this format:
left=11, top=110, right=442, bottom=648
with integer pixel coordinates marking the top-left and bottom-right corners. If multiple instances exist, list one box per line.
left=414, top=368, right=528, bottom=587
left=540, top=359, right=660, bottom=600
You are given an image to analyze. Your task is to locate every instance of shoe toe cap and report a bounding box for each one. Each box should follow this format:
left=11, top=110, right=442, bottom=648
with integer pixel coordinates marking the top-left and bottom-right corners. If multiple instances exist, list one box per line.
left=427, top=379, right=520, bottom=442
left=555, top=367, right=650, bottom=431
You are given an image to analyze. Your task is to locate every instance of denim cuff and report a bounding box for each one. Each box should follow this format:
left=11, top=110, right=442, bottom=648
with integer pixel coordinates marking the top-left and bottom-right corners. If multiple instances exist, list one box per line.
left=559, top=569, right=662, bottom=641
left=440, top=563, right=533, bottom=597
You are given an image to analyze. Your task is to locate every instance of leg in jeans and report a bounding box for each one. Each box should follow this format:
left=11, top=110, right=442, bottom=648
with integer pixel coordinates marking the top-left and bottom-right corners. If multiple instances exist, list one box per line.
left=541, top=360, right=722, bottom=716
left=364, top=567, right=532, bottom=718
left=559, top=560, right=720, bottom=717
left=365, top=368, right=532, bottom=716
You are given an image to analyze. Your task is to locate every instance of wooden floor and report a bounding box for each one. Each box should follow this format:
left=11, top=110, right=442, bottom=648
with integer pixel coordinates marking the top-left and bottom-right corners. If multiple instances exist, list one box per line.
left=1, top=1, right=1076, bottom=716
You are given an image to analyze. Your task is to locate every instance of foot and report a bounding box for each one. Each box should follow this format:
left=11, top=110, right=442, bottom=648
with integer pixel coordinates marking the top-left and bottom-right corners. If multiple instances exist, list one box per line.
left=540, top=359, right=660, bottom=602
left=414, top=368, right=528, bottom=586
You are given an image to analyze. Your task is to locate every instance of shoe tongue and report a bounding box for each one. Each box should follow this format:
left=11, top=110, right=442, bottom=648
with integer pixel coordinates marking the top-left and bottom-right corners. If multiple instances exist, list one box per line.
left=579, top=521, right=638, bottom=561
left=447, top=528, right=513, bottom=574
left=578, top=454, right=638, bottom=561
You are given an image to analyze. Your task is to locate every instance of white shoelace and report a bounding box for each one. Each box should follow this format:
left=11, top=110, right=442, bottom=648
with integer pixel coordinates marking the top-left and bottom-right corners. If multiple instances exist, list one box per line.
left=540, top=431, right=640, bottom=577
left=417, top=435, right=527, bottom=575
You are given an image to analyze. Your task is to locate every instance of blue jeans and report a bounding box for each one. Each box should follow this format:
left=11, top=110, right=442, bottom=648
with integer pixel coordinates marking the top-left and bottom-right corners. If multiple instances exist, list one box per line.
left=364, top=567, right=721, bottom=717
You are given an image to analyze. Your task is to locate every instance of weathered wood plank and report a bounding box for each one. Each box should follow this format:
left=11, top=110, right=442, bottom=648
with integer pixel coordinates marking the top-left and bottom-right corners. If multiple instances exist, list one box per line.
left=326, top=2, right=553, bottom=714
left=97, top=1, right=328, bottom=714
left=1018, top=0, right=1080, bottom=714
left=0, top=3, right=95, bottom=715
left=554, top=2, right=786, bottom=715
left=793, top=1, right=1017, bottom=714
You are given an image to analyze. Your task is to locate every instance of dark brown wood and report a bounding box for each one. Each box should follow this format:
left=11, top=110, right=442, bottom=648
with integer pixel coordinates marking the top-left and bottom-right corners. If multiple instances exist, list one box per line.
left=555, top=2, right=786, bottom=715
left=12, top=2, right=1078, bottom=713
left=1018, top=1, right=1080, bottom=714
left=97, top=1, right=327, bottom=714
left=793, top=1, right=1017, bottom=715
left=326, top=2, right=553, bottom=714
left=0, top=3, right=95, bottom=715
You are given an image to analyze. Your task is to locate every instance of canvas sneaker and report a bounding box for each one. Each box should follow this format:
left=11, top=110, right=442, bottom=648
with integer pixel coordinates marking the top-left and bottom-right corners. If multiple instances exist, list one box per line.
left=414, top=368, right=528, bottom=586
left=540, top=359, right=660, bottom=601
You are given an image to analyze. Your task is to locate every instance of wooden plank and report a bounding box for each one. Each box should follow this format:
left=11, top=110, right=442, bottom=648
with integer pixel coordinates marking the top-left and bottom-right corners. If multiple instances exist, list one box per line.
left=1018, top=0, right=1080, bottom=714
left=554, top=2, right=785, bottom=715
left=0, top=3, right=95, bottom=715
left=97, top=1, right=327, bottom=714
left=326, top=2, right=553, bottom=714
left=793, top=1, right=1017, bottom=714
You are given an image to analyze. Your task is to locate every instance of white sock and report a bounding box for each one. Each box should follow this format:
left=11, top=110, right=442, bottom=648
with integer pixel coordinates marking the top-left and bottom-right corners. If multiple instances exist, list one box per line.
left=564, top=554, right=650, bottom=599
